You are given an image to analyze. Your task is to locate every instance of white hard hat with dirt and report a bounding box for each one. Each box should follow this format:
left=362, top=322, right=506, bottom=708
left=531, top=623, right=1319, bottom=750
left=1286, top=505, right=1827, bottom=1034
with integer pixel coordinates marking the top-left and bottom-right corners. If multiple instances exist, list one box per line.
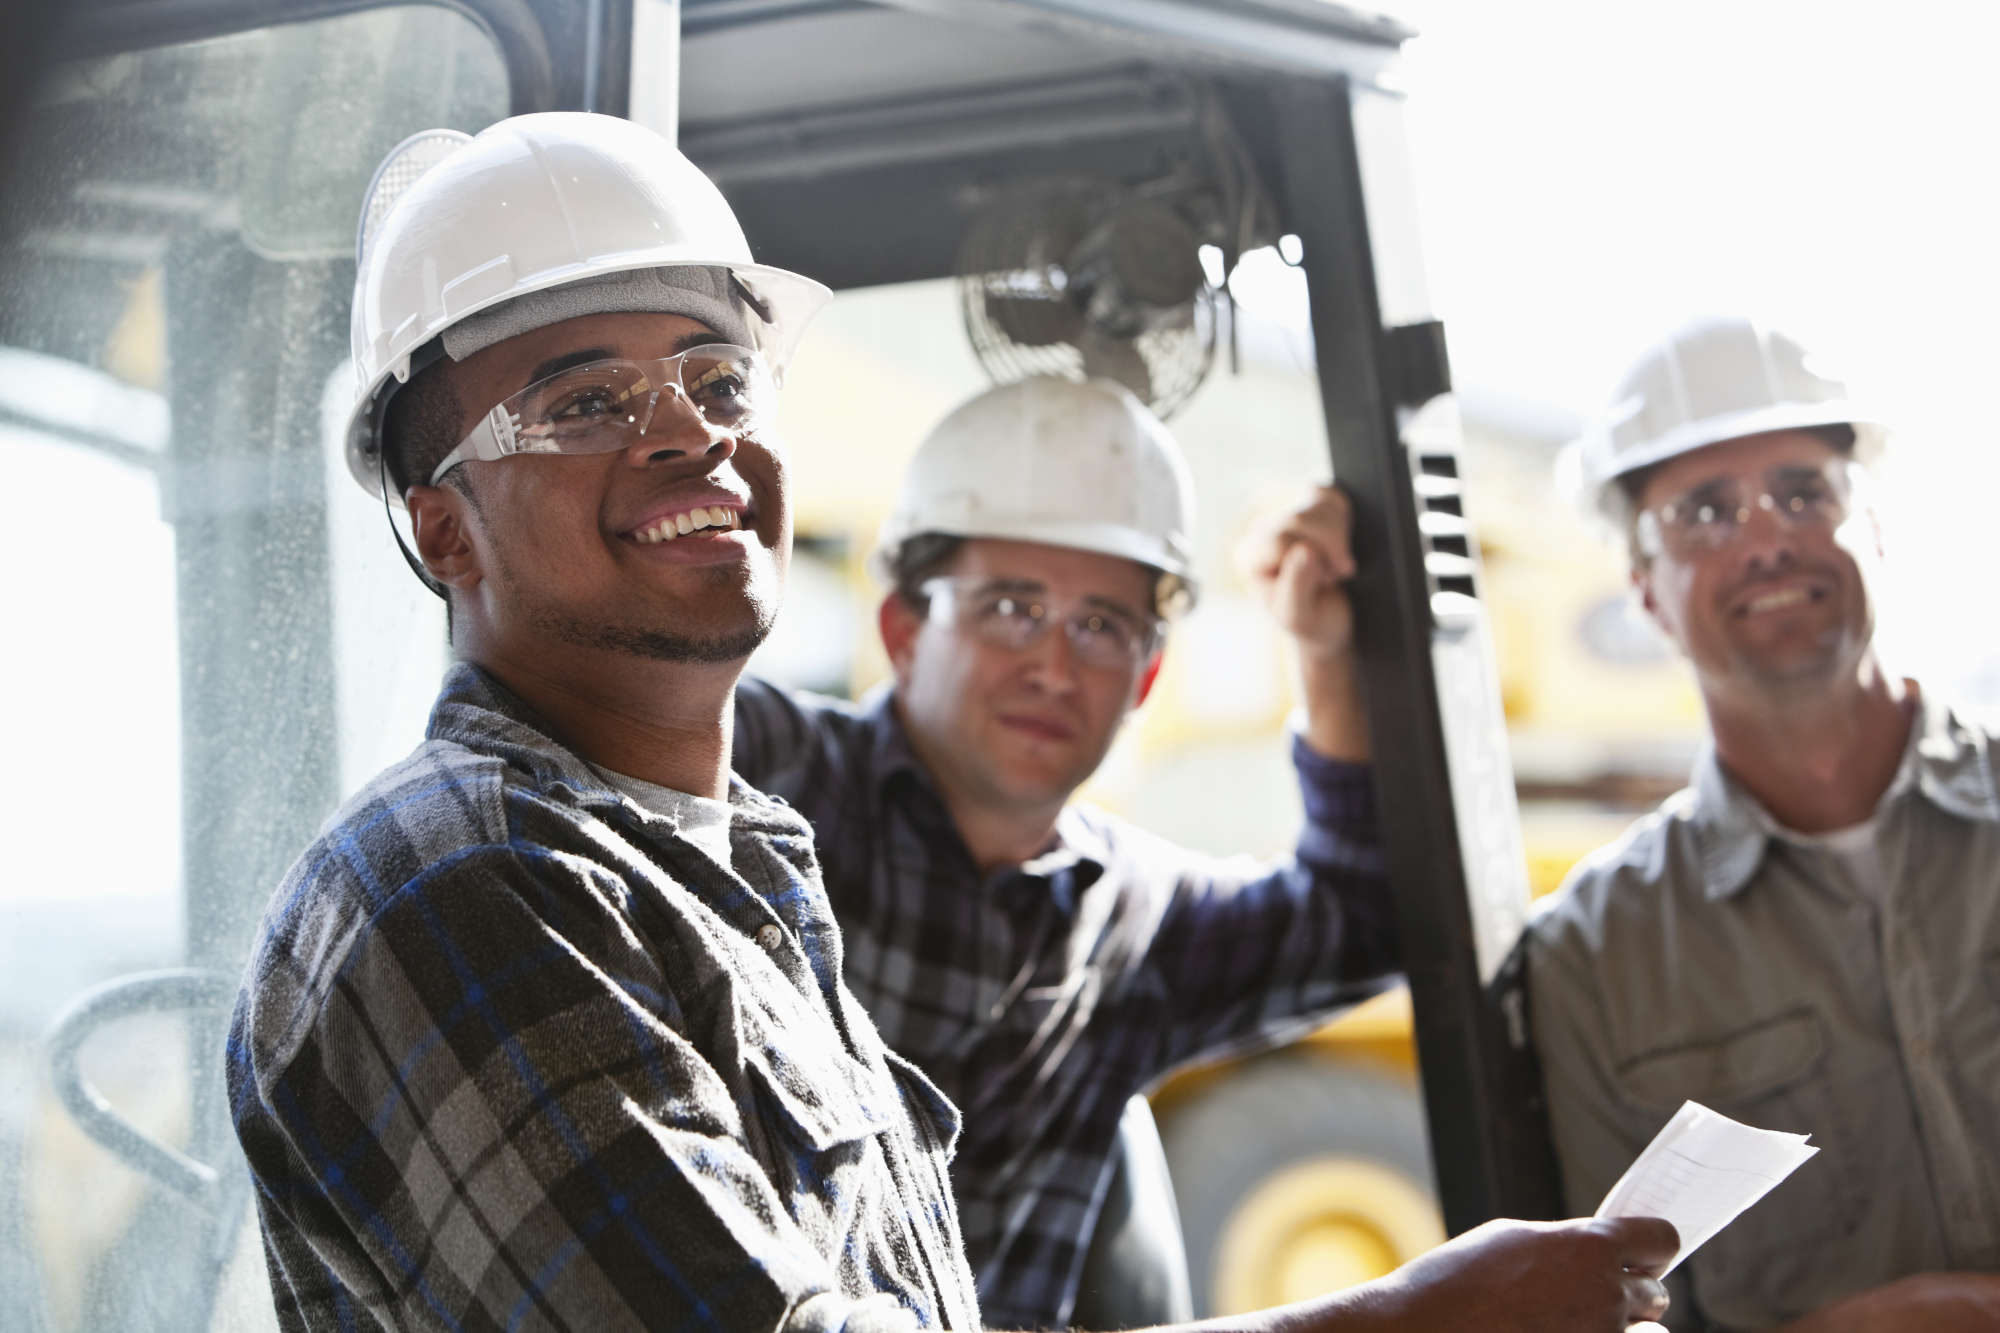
left=873, top=376, right=1200, bottom=613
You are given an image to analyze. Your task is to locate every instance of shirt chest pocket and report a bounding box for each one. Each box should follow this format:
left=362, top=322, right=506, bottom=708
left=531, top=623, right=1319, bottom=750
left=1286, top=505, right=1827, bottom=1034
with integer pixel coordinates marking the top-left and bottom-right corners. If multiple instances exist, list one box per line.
left=737, top=980, right=900, bottom=1159
left=1615, top=1011, right=1859, bottom=1321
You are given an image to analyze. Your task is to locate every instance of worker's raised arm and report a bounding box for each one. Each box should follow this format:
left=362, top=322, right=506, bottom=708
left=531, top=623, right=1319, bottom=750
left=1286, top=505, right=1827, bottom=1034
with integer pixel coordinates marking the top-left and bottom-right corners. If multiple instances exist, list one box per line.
left=1238, top=483, right=1368, bottom=763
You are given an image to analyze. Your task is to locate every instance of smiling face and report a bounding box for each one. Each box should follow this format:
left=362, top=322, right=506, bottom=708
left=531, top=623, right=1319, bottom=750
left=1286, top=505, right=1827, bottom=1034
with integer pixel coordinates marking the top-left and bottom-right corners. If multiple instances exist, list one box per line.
left=407, top=310, right=789, bottom=667
left=882, top=537, right=1161, bottom=819
left=1632, top=428, right=1879, bottom=704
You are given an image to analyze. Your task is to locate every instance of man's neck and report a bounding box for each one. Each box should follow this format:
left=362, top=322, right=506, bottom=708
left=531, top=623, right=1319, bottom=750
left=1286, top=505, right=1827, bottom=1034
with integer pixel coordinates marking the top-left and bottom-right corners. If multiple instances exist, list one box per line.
left=942, top=797, right=1065, bottom=878
left=1706, top=654, right=1914, bottom=834
left=467, top=643, right=742, bottom=800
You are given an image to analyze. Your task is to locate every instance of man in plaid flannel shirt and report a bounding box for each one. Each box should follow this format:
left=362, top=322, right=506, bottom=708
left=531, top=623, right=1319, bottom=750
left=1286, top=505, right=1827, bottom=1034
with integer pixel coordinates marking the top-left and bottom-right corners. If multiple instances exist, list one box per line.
left=228, top=112, right=983, bottom=1333
left=732, top=377, right=1389, bottom=1330
left=229, top=114, right=1677, bottom=1333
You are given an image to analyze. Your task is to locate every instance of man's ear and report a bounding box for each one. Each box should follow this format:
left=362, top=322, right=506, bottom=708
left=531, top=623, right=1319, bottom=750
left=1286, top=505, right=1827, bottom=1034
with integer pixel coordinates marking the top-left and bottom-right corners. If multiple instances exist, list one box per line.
left=878, top=593, right=922, bottom=685
left=1134, top=648, right=1165, bottom=709
left=1629, top=560, right=1669, bottom=637
left=407, top=483, right=484, bottom=592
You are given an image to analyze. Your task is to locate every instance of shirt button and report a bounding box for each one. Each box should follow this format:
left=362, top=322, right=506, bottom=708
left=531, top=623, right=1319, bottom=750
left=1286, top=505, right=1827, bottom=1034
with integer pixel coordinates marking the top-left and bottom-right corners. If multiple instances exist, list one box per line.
left=755, top=923, right=784, bottom=951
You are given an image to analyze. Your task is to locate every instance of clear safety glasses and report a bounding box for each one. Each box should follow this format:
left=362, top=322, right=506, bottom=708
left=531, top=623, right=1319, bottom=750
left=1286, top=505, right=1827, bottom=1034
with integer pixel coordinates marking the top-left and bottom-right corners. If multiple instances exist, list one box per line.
left=1636, top=458, right=1858, bottom=560
left=919, top=575, right=1165, bottom=674
left=429, top=343, right=774, bottom=485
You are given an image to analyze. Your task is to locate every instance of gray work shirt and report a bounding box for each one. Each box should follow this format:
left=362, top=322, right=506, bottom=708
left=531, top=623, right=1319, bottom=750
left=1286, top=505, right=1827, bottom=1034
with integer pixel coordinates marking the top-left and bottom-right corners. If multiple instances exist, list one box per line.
left=1526, top=692, right=2000, bottom=1331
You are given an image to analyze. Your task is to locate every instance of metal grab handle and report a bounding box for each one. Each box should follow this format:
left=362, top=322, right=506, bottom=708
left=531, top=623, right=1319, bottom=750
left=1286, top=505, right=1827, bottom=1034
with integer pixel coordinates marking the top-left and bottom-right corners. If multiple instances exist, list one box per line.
left=44, top=967, right=239, bottom=1214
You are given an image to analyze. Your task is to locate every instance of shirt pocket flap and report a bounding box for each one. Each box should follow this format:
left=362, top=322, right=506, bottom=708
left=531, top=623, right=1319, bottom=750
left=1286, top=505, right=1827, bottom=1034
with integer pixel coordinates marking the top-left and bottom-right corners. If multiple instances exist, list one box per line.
left=1616, top=1010, right=1826, bottom=1112
left=882, top=1048, right=962, bottom=1158
left=740, top=995, right=901, bottom=1152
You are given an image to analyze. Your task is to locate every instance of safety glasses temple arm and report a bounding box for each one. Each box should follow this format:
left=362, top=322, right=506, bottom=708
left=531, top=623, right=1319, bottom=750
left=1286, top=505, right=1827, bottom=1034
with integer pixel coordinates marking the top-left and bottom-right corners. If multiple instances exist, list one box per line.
left=428, top=405, right=517, bottom=487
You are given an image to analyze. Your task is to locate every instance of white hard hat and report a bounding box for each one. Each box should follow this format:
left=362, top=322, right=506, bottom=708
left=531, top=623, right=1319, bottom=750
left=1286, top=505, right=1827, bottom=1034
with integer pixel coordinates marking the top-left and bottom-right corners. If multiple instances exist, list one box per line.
left=1562, top=314, right=1886, bottom=527
left=873, top=376, right=1199, bottom=611
left=343, top=112, right=831, bottom=498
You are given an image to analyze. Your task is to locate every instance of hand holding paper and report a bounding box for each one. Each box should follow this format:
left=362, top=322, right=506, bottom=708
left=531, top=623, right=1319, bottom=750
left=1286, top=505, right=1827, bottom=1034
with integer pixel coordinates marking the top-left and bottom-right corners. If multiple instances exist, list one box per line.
left=1596, top=1100, right=1820, bottom=1274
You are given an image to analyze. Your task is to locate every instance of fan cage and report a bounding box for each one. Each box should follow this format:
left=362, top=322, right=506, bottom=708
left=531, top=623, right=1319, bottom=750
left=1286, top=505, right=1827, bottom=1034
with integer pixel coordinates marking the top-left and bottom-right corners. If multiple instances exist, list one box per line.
left=956, top=180, right=1221, bottom=420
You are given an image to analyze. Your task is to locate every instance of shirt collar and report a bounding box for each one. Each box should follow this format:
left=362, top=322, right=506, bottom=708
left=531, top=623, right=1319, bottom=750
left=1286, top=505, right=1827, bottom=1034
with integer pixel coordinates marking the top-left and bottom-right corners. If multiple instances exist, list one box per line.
left=426, top=661, right=804, bottom=836
left=1013, top=807, right=1111, bottom=916
left=857, top=682, right=933, bottom=791
left=1688, top=686, right=2000, bottom=902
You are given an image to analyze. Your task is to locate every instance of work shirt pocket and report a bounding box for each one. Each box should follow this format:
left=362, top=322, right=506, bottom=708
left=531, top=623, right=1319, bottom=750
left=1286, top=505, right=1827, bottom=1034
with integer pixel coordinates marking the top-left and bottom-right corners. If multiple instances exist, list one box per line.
left=738, top=982, right=900, bottom=1155
left=735, top=994, right=914, bottom=1269
left=1616, top=1009, right=1860, bottom=1320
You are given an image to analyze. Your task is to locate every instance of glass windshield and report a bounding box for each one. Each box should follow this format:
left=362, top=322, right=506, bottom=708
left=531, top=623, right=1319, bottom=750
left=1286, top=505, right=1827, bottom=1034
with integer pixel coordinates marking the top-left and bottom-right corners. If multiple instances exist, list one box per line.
left=0, top=9, right=507, bottom=1330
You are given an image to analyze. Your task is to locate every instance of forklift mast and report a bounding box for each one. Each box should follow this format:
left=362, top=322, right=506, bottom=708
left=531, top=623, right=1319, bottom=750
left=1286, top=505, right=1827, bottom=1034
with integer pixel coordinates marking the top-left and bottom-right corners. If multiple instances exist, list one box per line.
left=0, top=4, right=1559, bottom=1326
left=661, top=0, right=1565, bottom=1233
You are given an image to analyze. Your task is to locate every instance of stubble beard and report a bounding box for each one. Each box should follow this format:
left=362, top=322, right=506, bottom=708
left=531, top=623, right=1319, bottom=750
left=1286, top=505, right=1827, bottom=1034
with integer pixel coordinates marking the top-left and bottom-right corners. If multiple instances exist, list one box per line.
left=521, top=560, right=780, bottom=665
left=457, top=472, right=785, bottom=666
left=1733, top=615, right=1866, bottom=698
left=543, top=612, right=774, bottom=664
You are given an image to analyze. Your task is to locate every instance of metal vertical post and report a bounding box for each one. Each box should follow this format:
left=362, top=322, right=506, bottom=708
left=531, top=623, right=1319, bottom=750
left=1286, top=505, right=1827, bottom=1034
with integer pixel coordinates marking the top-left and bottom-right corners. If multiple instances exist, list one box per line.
left=1270, top=75, right=1562, bottom=1232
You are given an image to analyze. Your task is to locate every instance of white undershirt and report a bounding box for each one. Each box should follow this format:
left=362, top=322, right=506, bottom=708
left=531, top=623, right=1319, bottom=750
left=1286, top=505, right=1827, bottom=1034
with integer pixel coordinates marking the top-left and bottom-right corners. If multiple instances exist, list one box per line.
left=593, top=766, right=734, bottom=868
left=1781, top=815, right=1888, bottom=901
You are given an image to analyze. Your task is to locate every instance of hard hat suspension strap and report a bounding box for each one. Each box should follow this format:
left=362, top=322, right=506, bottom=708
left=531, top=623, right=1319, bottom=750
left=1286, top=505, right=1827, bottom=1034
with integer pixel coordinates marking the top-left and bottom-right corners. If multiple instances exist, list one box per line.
left=379, top=440, right=448, bottom=601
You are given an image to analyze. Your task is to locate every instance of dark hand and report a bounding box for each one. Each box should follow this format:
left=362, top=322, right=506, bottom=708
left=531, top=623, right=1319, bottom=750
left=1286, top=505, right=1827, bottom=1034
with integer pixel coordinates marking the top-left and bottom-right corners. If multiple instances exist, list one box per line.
left=1354, top=1216, right=1677, bottom=1333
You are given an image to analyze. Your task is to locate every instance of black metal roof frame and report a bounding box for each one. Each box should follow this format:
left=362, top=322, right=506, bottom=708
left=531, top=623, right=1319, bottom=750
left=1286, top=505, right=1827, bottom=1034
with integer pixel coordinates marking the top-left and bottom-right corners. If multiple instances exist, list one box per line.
left=18, top=0, right=1567, bottom=1245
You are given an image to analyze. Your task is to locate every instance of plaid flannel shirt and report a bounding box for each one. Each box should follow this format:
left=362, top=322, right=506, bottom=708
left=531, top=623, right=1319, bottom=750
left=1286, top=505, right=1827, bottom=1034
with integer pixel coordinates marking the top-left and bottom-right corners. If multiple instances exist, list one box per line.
left=733, top=679, right=1398, bottom=1331
left=228, top=663, right=982, bottom=1333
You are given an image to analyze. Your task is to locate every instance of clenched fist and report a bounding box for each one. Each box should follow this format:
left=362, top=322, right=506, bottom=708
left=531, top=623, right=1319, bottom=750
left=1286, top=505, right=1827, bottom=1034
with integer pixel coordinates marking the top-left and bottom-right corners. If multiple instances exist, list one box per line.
left=1237, top=484, right=1359, bottom=660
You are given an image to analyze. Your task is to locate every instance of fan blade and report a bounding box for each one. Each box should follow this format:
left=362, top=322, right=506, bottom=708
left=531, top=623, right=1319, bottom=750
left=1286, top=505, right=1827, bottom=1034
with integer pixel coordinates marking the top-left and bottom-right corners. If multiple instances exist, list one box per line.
left=984, top=286, right=1085, bottom=348
left=1077, top=329, right=1154, bottom=406
left=1105, top=202, right=1205, bottom=310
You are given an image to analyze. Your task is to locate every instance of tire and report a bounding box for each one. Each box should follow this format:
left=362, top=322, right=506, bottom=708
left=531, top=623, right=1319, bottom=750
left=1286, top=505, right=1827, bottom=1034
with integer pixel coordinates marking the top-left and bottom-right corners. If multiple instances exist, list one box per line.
left=1155, top=1053, right=1443, bottom=1317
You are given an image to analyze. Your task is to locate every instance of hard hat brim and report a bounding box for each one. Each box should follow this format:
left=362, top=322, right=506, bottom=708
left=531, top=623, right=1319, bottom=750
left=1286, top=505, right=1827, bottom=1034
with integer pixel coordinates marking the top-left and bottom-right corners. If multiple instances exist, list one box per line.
left=868, top=515, right=1198, bottom=609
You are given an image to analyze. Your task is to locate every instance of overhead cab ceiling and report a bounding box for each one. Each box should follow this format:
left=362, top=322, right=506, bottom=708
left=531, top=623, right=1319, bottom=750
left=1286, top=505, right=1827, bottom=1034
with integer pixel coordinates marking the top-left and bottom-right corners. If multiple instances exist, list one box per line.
left=677, top=0, right=1413, bottom=288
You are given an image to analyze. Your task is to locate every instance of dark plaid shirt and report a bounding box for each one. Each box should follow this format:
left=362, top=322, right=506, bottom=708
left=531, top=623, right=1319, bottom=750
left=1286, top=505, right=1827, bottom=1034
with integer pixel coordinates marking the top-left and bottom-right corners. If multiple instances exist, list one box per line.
left=228, top=664, right=982, bottom=1333
left=733, top=679, right=1398, bottom=1331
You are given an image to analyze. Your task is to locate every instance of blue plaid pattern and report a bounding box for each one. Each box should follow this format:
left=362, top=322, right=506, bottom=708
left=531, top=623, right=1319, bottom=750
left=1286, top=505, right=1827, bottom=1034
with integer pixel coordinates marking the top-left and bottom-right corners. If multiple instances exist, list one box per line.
left=229, top=664, right=982, bottom=1333
left=733, top=680, right=1398, bottom=1331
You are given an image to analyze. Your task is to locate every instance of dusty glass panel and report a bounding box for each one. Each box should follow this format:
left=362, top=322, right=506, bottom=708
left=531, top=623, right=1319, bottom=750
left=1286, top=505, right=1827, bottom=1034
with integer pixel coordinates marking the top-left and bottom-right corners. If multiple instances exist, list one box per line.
left=0, top=9, right=507, bottom=1330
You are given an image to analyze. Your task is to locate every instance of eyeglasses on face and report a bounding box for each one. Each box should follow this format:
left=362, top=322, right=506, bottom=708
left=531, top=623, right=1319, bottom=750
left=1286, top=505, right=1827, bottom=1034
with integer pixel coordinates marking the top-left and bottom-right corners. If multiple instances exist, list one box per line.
left=1636, top=459, right=1856, bottom=559
left=918, top=575, right=1164, bottom=673
left=429, top=344, right=772, bottom=486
